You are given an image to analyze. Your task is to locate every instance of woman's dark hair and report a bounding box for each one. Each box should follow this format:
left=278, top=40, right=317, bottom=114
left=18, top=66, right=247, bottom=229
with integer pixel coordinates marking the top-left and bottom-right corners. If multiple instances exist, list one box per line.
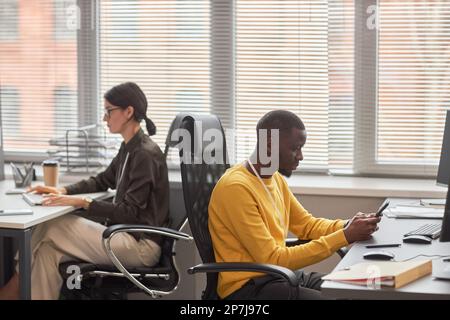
left=104, top=82, right=156, bottom=136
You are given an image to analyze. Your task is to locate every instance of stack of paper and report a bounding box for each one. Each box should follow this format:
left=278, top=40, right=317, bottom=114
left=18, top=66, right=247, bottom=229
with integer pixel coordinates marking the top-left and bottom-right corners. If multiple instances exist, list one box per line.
left=420, top=199, right=446, bottom=208
left=322, top=260, right=432, bottom=288
left=385, top=205, right=444, bottom=219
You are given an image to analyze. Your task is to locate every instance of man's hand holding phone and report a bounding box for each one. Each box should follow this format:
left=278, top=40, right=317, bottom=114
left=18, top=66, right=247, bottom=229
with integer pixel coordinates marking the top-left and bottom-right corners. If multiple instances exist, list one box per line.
left=343, top=202, right=388, bottom=244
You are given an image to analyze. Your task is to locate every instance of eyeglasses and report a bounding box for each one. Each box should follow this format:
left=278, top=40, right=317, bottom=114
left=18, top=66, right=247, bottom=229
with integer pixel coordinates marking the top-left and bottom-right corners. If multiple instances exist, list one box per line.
left=103, top=107, right=121, bottom=118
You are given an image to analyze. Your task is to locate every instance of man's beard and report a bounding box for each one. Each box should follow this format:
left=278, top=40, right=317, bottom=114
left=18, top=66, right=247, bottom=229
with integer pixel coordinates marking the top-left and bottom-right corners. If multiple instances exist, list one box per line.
left=278, top=168, right=292, bottom=177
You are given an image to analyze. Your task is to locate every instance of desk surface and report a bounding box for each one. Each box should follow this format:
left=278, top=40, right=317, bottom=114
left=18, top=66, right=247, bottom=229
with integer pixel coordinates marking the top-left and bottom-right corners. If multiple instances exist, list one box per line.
left=321, top=198, right=450, bottom=300
left=0, top=180, right=113, bottom=229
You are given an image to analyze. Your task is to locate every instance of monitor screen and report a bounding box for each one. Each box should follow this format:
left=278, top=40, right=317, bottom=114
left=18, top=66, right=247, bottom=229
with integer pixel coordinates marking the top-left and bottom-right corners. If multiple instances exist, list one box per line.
left=438, top=110, right=450, bottom=242
left=437, top=110, right=450, bottom=186
left=441, top=185, right=450, bottom=242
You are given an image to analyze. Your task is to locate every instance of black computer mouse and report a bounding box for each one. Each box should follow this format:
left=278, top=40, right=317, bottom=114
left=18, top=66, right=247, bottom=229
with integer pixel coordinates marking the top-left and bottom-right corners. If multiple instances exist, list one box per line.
left=403, top=235, right=432, bottom=244
left=363, top=250, right=395, bottom=260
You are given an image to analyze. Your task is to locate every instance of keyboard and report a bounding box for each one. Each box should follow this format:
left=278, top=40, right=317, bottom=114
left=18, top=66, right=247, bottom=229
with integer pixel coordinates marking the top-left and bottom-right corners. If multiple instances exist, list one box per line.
left=22, top=193, right=44, bottom=206
left=404, top=223, right=441, bottom=239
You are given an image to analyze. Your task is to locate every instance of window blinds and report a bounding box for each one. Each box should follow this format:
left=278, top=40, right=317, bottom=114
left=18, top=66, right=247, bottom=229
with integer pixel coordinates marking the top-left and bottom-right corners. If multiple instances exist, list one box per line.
left=235, top=0, right=354, bottom=171
left=99, top=0, right=353, bottom=171
left=377, top=0, right=450, bottom=165
left=0, top=0, right=78, bottom=154
left=99, top=0, right=211, bottom=158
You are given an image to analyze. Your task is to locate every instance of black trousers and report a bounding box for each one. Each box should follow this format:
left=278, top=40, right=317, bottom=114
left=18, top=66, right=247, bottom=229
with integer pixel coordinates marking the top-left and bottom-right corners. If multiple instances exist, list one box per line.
left=224, top=270, right=326, bottom=300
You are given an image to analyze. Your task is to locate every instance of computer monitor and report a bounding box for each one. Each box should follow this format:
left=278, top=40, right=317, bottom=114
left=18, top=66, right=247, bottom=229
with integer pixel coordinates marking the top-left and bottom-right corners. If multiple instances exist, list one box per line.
left=442, top=188, right=450, bottom=242
left=437, top=111, right=450, bottom=186
left=437, top=110, right=450, bottom=242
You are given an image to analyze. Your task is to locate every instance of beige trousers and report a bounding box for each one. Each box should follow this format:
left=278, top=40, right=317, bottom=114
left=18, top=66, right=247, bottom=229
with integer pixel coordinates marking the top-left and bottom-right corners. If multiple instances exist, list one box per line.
left=15, top=214, right=161, bottom=300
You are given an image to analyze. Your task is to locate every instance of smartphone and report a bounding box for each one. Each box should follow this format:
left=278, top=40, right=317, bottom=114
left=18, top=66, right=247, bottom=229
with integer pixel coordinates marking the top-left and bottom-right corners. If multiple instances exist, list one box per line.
left=376, top=201, right=390, bottom=217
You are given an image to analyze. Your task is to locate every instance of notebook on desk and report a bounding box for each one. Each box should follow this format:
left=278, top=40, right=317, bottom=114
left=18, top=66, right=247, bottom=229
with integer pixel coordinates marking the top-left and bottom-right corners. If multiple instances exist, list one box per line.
left=322, top=260, right=432, bottom=288
left=385, top=205, right=444, bottom=219
left=22, top=193, right=44, bottom=206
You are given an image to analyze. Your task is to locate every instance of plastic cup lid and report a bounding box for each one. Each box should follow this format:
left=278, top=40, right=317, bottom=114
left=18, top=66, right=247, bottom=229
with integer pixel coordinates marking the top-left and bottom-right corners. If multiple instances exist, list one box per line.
left=42, top=160, right=59, bottom=166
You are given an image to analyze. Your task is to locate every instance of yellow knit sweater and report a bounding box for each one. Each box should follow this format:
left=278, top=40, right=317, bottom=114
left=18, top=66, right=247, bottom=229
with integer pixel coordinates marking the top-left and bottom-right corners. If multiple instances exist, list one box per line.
left=208, top=164, right=348, bottom=298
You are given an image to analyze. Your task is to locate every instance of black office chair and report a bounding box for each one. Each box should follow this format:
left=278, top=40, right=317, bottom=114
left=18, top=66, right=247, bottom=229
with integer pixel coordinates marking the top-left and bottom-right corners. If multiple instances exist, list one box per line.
left=180, top=114, right=347, bottom=300
left=59, top=116, right=193, bottom=300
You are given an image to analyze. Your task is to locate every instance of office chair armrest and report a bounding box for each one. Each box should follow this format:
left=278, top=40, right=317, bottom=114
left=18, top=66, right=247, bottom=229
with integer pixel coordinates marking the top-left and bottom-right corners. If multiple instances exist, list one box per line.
left=101, top=224, right=192, bottom=298
left=336, top=246, right=349, bottom=258
left=285, top=237, right=348, bottom=258
left=285, top=238, right=309, bottom=246
left=187, top=262, right=300, bottom=287
left=102, top=224, right=193, bottom=242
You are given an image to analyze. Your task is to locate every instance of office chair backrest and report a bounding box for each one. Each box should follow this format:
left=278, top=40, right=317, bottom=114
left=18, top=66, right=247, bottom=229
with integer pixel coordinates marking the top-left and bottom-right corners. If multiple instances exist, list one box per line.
left=131, top=116, right=194, bottom=294
left=179, top=114, right=229, bottom=300
left=147, top=114, right=195, bottom=293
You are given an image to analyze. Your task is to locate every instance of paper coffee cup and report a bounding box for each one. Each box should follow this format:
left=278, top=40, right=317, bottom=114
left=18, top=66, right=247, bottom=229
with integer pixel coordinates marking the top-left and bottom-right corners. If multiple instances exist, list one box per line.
left=42, top=160, right=59, bottom=187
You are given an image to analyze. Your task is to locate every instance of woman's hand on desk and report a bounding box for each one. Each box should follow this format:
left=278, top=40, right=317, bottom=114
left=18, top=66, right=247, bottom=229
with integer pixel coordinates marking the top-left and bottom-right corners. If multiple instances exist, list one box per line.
left=41, top=194, right=87, bottom=209
left=27, top=185, right=67, bottom=195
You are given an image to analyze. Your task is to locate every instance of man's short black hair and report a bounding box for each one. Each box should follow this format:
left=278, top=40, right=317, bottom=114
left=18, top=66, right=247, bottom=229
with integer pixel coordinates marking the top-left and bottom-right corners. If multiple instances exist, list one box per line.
left=256, top=110, right=305, bottom=132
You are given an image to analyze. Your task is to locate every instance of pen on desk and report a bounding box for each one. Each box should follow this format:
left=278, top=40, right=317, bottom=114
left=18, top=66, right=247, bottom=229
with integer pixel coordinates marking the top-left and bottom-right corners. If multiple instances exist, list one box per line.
left=365, top=243, right=401, bottom=248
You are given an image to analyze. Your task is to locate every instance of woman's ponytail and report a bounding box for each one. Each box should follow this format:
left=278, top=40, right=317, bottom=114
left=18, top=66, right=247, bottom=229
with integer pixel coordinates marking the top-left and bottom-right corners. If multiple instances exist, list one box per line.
left=145, top=117, right=156, bottom=136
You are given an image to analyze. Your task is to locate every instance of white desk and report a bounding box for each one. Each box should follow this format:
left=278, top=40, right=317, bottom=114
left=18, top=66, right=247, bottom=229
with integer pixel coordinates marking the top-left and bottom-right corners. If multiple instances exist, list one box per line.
left=321, top=198, right=450, bottom=300
left=0, top=180, right=113, bottom=299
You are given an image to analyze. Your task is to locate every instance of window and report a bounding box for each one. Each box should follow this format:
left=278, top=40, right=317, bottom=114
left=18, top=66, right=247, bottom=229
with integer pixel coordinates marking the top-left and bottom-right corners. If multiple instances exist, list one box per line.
left=235, top=0, right=354, bottom=171
left=98, top=0, right=353, bottom=172
left=4, top=0, right=449, bottom=178
left=0, top=0, right=78, bottom=157
left=0, top=0, right=18, bottom=41
left=356, top=0, right=450, bottom=177
left=99, top=0, right=211, bottom=162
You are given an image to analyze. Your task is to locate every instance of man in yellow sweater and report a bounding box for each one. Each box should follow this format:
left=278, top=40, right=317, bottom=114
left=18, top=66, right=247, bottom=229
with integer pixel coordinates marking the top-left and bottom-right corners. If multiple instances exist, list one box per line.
left=208, top=110, right=381, bottom=299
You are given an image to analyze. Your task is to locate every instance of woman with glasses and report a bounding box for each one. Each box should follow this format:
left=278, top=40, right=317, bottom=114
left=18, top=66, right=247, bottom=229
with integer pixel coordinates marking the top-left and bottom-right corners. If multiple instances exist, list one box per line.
left=0, top=82, right=169, bottom=300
